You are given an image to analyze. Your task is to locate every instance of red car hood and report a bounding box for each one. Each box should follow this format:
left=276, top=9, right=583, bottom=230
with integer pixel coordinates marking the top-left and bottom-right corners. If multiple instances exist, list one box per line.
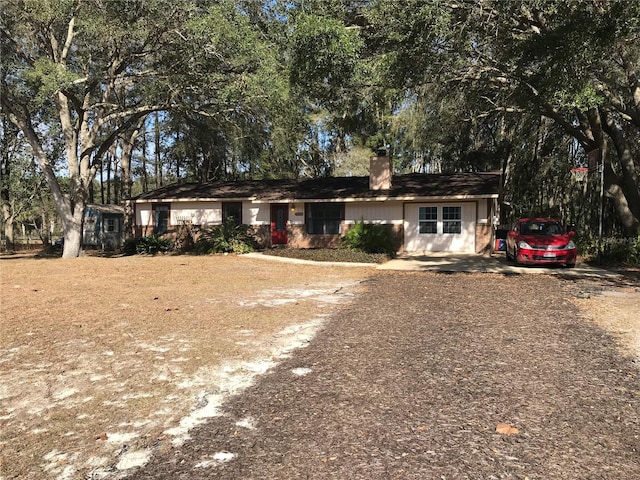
left=520, top=234, right=572, bottom=247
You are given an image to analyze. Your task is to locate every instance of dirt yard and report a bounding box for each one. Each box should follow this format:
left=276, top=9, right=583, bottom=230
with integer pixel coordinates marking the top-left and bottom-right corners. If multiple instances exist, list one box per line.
left=126, top=270, right=640, bottom=480
left=0, top=255, right=638, bottom=479
left=0, top=255, right=374, bottom=480
left=562, top=267, right=640, bottom=359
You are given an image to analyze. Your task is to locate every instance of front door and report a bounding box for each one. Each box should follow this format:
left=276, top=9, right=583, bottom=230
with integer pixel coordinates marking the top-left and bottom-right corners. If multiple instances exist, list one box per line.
left=270, top=204, right=288, bottom=246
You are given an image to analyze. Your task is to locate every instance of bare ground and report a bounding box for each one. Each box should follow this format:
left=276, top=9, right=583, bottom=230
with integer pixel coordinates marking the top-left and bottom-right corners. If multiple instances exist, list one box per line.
left=126, top=271, right=640, bottom=480
left=1, top=255, right=639, bottom=479
left=0, top=255, right=373, bottom=480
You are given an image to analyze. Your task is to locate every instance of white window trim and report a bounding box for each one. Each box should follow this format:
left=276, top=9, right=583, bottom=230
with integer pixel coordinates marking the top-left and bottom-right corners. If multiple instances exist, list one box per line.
left=417, top=205, right=463, bottom=235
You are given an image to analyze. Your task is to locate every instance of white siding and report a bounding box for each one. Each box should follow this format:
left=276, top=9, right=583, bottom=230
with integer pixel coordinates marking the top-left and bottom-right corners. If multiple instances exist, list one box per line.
left=345, top=202, right=403, bottom=224
left=136, top=201, right=274, bottom=227
left=136, top=204, right=153, bottom=229
left=247, top=204, right=271, bottom=225
left=171, top=201, right=221, bottom=225
left=289, top=203, right=304, bottom=225
left=404, top=202, right=476, bottom=252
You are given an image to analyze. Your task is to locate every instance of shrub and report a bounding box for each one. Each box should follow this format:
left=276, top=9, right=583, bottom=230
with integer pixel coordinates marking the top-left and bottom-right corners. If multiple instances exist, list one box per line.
left=630, top=235, right=640, bottom=264
left=341, top=220, right=396, bottom=256
left=194, top=219, right=258, bottom=254
left=123, top=235, right=173, bottom=255
left=578, top=234, right=640, bottom=266
left=174, top=223, right=195, bottom=253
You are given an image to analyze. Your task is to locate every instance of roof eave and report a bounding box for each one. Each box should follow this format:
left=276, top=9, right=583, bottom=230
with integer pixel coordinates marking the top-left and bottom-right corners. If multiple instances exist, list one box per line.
left=293, top=194, right=499, bottom=203
left=135, top=193, right=499, bottom=204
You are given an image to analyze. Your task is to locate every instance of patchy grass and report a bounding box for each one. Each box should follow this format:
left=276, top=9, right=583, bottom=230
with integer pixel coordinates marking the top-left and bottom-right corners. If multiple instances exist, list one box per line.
left=262, top=247, right=391, bottom=264
left=0, top=254, right=373, bottom=480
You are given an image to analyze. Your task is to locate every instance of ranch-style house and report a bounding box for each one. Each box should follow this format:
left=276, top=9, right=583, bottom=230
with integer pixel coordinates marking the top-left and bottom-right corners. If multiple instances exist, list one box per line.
left=131, top=154, right=501, bottom=254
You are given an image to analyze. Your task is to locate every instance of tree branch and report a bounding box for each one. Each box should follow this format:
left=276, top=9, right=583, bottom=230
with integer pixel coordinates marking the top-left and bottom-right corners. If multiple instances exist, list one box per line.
left=0, top=27, right=34, bottom=65
left=60, top=16, right=76, bottom=63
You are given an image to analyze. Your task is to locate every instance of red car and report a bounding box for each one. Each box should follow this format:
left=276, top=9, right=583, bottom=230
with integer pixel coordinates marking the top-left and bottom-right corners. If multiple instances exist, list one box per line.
left=506, top=218, right=577, bottom=267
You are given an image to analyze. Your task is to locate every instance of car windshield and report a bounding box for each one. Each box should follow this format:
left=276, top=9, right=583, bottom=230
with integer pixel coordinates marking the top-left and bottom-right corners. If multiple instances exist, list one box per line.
left=520, top=222, right=564, bottom=235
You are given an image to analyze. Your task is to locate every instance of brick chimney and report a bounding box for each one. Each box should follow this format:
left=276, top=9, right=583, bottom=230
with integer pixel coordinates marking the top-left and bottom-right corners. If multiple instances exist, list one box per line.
left=369, top=150, right=392, bottom=190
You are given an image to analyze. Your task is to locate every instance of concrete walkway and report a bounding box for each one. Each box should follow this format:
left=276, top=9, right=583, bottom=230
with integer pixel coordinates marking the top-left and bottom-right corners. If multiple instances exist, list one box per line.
left=377, top=251, right=620, bottom=278
left=244, top=251, right=620, bottom=279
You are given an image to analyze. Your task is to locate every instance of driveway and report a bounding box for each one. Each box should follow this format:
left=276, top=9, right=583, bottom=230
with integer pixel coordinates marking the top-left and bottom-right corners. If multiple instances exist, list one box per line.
left=127, top=271, right=639, bottom=479
left=378, top=252, right=620, bottom=278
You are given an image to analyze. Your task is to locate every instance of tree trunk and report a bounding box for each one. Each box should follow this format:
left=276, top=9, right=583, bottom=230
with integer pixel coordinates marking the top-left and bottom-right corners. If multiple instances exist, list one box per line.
left=141, top=121, right=149, bottom=193
left=1, top=115, right=15, bottom=251
left=155, top=112, right=162, bottom=188
left=601, top=109, right=640, bottom=233
left=106, top=145, right=115, bottom=204
left=100, top=158, right=105, bottom=204
left=1, top=185, right=15, bottom=252
left=39, top=207, right=50, bottom=246
left=120, top=118, right=144, bottom=240
left=2, top=105, right=84, bottom=257
left=61, top=201, right=84, bottom=258
left=175, top=124, right=181, bottom=179
left=544, top=105, right=640, bottom=234
left=2, top=206, right=15, bottom=252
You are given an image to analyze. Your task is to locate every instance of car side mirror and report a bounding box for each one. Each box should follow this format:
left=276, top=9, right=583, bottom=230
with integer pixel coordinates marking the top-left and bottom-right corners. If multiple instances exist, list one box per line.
left=508, top=231, right=516, bottom=237
left=568, top=230, right=576, bottom=238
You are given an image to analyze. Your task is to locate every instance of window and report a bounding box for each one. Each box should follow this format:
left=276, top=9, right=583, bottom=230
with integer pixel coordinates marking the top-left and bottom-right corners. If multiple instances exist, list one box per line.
left=274, top=206, right=287, bottom=232
left=521, top=221, right=564, bottom=235
left=305, top=203, right=343, bottom=234
left=419, top=206, right=438, bottom=234
left=443, top=206, right=462, bottom=234
left=222, top=202, right=243, bottom=226
left=153, top=205, right=169, bottom=235
left=106, top=217, right=118, bottom=233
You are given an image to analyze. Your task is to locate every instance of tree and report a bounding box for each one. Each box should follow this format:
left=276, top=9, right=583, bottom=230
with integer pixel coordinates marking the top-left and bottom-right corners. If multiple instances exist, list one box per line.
left=1, top=0, right=276, bottom=257
left=0, top=125, right=60, bottom=251
left=363, top=0, right=640, bottom=233
left=274, top=2, right=372, bottom=178
left=1, top=114, right=20, bottom=251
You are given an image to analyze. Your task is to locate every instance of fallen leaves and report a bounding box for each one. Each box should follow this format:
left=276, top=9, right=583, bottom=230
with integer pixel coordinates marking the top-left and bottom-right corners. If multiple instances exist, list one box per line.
left=496, top=423, right=519, bottom=435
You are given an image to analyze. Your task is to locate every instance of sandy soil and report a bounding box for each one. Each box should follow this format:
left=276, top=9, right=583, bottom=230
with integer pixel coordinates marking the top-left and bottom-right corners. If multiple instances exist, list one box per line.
left=0, top=254, right=373, bottom=480
left=127, top=272, right=640, bottom=479
left=565, top=271, right=640, bottom=359
left=1, top=254, right=638, bottom=480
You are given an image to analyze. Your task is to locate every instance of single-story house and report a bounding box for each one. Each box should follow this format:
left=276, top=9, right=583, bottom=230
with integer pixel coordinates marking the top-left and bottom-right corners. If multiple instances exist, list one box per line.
left=83, top=204, right=125, bottom=249
left=131, top=154, right=501, bottom=254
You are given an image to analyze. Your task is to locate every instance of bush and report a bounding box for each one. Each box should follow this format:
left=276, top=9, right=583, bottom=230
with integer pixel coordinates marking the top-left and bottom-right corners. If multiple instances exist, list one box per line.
left=578, top=234, right=640, bottom=266
left=174, top=223, right=195, bottom=253
left=123, top=235, right=173, bottom=255
left=341, top=220, right=396, bottom=256
left=631, top=235, right=640, bottom=264
left=194, top=219, right=258, bottom=254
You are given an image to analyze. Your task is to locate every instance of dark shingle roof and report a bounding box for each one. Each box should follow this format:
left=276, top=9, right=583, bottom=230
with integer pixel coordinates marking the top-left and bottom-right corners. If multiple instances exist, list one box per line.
left=132, top=172, right=501, bottom=202
left=86, top=204, right=125, bottom=214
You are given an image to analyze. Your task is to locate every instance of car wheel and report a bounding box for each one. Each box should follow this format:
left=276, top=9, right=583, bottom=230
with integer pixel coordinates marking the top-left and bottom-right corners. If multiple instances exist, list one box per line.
left=513, top=248, right=521, bottom=265
left=565, top=262, right=576, bottom=268
left=506, top=247, right=513, bottom=261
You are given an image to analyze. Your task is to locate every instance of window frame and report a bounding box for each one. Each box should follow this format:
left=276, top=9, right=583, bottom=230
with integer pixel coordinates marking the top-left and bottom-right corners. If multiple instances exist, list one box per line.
left=105, top=217, right=118, bottom=233
left=416, top=205, right=464, bottom=235
left=153, top=204, right=170, bottom=235
left=418, top=206, right=438, bottom=234
left=442, top=206, right=462, bottom=235
left=222, top=202, right=243, bottom=226
left=305, top=202, right=344, bottom=235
